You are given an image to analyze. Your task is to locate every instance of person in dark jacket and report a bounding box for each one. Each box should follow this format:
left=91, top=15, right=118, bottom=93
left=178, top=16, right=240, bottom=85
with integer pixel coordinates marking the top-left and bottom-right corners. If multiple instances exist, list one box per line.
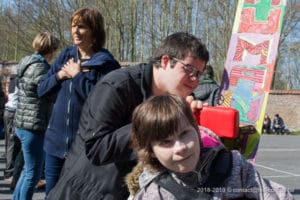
left=193, top=64, right=220, bottom=106
left=37, top=7, right=121, bottom=196
left=272, top=113, right=285, bottom=135
left=47, top=32, right=209, bottom=200
left=13, top=32, right=60, bottom=200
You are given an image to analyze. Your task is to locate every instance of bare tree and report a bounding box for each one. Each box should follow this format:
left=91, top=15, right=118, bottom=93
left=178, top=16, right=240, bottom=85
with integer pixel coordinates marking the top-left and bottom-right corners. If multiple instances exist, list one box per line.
left=0, top=0, right=299, bottom=89
left=274, top=0, right=300, bottom=89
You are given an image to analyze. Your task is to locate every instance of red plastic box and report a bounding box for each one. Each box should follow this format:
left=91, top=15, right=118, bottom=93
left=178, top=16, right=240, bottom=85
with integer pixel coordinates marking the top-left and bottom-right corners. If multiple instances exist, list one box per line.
left=194, top=106, right=240, bottom=139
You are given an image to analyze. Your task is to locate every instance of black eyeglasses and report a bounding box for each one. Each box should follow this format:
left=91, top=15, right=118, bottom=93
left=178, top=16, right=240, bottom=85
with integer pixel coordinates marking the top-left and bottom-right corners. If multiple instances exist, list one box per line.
left=172, top=57, right=203, bottom=79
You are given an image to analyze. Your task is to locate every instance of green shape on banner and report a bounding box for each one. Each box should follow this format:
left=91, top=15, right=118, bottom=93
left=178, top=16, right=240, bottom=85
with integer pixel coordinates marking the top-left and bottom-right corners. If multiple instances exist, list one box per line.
left=244, top=0, right=273, bottom=20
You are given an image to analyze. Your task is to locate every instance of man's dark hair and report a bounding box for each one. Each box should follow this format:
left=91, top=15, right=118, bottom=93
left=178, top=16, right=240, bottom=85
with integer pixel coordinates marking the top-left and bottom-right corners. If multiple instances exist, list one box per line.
left=152, top=32, right=209, bottom=67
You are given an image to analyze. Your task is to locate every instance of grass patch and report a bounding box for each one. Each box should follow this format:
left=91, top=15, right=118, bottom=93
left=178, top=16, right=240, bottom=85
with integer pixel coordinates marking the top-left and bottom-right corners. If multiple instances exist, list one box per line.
left=289, top=131, right=300, bottom=136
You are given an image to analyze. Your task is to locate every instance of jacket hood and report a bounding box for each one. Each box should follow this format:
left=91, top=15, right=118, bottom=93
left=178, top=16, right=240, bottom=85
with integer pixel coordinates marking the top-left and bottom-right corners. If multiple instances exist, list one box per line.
left=199, top=74, right=217, bottom=85
left=138, top=168, right=162, bottom=189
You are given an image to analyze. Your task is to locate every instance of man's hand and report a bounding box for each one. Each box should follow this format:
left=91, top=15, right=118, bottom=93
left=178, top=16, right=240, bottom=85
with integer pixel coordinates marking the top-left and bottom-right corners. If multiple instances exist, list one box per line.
left=186, top=95, right=207, bottom=113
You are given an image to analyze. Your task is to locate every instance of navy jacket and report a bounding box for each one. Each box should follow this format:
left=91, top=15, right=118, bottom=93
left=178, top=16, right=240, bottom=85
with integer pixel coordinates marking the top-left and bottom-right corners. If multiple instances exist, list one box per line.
left=37, top=45, right=120, bottom=158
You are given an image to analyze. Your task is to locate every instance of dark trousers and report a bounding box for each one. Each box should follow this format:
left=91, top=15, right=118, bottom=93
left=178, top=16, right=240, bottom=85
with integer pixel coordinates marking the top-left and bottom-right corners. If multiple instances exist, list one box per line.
left=4, top=109, right=21, bottom=178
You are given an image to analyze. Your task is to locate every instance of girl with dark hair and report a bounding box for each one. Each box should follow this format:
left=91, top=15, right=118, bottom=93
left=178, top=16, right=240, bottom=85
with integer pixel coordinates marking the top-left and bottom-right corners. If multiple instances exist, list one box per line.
left=127, top=95, right=293, bottom=200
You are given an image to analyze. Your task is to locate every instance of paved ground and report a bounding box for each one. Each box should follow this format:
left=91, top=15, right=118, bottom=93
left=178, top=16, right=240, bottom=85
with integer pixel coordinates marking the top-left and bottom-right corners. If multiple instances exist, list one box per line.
left=254, top=134, right=300, bottom=199
left=0, top=135, right=299, bottom=199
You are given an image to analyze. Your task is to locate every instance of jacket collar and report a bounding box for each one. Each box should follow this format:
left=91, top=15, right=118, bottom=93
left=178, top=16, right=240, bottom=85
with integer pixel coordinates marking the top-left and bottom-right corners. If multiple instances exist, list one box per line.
left=141, top=62, right=154, bottom=100
left=71, top=45, right=120, bottom=69
left=172, top=145, right=225, bottom=187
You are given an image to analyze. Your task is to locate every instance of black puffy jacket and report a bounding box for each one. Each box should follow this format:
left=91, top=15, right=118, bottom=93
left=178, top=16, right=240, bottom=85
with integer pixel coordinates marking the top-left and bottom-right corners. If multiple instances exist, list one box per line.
left=14, top=54, right=53, bottom=133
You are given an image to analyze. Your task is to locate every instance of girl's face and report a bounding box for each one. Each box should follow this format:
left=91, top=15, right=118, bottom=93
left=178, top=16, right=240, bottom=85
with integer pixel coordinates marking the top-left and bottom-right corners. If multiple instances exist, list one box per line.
left=71, top=20, right=94, bottom=50
left=151, top=119, right=200, bottom=173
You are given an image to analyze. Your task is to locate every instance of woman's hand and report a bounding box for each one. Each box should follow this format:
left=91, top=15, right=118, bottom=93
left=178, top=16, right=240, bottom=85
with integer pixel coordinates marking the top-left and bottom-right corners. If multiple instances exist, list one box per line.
left=56, top=69, right=72, bottom=81
left=62, top=58, right=81, bottom=78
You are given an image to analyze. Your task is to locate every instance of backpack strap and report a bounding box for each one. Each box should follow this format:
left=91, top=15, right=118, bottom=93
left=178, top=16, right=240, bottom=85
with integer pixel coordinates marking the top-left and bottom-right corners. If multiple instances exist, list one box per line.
left=209, top=86, right=220, bottom=106
left=155, top=150, right=232, bottom=200
left=18, top=60, right=41, bottom=79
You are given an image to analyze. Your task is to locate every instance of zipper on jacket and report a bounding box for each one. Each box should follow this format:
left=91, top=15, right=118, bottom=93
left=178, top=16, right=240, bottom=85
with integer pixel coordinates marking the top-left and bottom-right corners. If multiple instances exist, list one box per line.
left=65, top=81, right=72, bottom=157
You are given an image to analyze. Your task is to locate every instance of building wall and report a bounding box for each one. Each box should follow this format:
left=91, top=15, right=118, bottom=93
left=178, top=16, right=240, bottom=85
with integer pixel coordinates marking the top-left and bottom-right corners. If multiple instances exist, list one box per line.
left=266, top=90, right=300, bottom=131
left=0, top=61, right=18, bottom=74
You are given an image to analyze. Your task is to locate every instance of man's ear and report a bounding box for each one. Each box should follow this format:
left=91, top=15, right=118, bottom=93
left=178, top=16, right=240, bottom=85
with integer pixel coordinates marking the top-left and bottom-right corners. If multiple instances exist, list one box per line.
left=160, top=55, right=170, bottom=69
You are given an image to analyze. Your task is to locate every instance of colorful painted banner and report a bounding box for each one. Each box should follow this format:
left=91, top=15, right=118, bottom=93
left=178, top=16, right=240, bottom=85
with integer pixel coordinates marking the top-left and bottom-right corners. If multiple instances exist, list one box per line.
left=220, top=0, right=286, bottom=159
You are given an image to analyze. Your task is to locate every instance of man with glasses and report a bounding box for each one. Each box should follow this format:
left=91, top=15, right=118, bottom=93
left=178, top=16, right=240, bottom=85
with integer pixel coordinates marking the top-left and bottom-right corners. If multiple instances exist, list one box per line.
left=172, top=57, right=204, bottom=79
left=47, top=32, right=209, bottom=200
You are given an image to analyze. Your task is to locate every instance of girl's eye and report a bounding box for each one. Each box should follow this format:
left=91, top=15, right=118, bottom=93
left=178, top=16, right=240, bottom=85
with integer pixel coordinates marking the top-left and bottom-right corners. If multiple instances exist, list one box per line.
left=78, top=25, right=86, bottom=29
left=159, top=139, right=173, bottom=147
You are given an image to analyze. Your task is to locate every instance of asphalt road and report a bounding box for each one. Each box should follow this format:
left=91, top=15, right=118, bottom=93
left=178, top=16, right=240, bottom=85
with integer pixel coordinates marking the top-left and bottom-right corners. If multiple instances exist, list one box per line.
left=0, top=134, right=299, bottom=200
left=255, top=134, right=300, bottom=199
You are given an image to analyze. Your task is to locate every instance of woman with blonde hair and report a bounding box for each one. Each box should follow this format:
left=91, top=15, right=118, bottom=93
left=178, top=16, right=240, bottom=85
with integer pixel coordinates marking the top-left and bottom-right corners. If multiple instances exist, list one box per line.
left=13, top=32, right=59, bottom=200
